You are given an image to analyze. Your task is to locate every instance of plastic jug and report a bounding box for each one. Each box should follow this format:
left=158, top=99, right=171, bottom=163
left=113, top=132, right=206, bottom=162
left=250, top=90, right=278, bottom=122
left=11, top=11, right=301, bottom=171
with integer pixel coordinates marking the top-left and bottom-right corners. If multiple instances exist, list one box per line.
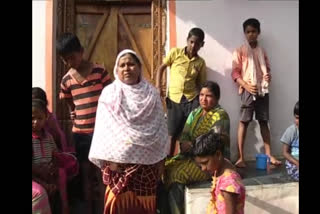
left=256, top=154, right=270, bottom=170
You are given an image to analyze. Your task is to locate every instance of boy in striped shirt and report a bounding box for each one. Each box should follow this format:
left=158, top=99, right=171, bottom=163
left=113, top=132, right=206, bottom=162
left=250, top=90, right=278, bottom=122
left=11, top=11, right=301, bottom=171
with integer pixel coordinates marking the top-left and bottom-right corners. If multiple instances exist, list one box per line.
left=57, top=32, right=112, bottom=214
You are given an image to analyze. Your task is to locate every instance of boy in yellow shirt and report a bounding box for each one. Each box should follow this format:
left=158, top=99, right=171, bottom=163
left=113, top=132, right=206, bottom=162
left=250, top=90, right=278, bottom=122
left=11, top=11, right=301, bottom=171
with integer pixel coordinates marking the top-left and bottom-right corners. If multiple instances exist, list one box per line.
left=156, top=28, right=207, bottom=156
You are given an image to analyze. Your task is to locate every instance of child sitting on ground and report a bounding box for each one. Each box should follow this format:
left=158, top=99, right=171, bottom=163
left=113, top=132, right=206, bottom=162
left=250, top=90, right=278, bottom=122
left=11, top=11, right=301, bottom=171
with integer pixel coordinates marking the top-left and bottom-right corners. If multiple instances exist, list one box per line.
left=32, top=99, right=76, bottom=214
left=193, top=131, right=246, bottom=214
left=32, top=87, right=74, bottom=153
left=281, top=101, right=299, bottom=181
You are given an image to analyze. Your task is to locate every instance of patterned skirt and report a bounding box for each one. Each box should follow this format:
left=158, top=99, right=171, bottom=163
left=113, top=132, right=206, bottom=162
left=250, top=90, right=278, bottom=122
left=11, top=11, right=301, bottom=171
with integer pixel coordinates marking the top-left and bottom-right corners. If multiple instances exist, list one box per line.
left=285, top=160, right=299, bottom=181
left=102, top=162, right=160, bottom=214
left=163, top=155, right=211, bottom=189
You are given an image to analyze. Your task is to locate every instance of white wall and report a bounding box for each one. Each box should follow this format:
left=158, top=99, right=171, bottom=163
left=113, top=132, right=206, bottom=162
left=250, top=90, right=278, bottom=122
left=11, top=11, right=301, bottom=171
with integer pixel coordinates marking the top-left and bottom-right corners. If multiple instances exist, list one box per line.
left=172, top=0, right=298, bottom=161
left=32, top=0, right=47, bottom=90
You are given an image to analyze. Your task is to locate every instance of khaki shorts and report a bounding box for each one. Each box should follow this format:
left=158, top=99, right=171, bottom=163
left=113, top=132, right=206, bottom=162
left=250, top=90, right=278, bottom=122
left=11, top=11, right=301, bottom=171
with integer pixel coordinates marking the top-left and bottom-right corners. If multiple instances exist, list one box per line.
left=239, top=90, right=269, bottom=122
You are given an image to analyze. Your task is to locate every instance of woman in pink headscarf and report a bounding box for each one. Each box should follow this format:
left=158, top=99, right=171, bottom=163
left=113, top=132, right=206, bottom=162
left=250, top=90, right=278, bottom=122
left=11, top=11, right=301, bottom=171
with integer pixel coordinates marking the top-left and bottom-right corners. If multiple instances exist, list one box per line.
left=89, top=49, right=169, bottom=214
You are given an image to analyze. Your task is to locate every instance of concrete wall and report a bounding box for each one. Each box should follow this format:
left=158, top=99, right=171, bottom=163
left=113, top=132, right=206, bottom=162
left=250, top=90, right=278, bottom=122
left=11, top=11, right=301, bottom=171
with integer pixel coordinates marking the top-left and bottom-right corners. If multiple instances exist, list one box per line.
left=185, top=182, right=298, bottom=214
left=32, top=0, right=47, bottom=90
left=172, top=0, right=299, bottom=161
left=32, top=0, right=56, bottom=111
left=244, top=182, right=298, bottom=214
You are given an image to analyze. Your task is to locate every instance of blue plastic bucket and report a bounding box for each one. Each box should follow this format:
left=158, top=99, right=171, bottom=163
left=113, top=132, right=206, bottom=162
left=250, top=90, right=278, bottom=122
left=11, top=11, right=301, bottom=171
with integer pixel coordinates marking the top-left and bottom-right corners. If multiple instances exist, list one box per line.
left=256, top=154, right=270, bottom=170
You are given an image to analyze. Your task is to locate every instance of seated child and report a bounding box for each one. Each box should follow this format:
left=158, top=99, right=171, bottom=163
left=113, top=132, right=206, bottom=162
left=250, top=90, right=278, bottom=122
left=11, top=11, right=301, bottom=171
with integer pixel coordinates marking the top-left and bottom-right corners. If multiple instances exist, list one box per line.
left=32, top=99, right=77, bottom=214
left=32, top=87, right=74, bottom=153
left=281, top=101, right=299, bottom=181
left=193, top=131, right=246, bottom=214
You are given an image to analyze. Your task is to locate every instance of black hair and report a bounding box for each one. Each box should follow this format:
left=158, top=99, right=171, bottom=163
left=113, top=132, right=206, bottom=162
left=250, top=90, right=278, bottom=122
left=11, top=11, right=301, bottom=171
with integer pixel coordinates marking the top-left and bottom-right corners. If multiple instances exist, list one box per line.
left=187, top=28, right=205, bottom=42
left=243, top=18, right=261, bottom=33
left=32, top=87, right=48, bottom=106
left=120, top=52, right=142, bottom=67
left=32, top=99, right=47, bottom=115
left=201, top=81, right=220, bottom=100
left=193, top=130, right=224, bottom=157
left=56, top=32, right=82, bottom=56
left=294, top=101, right=299, bottom=116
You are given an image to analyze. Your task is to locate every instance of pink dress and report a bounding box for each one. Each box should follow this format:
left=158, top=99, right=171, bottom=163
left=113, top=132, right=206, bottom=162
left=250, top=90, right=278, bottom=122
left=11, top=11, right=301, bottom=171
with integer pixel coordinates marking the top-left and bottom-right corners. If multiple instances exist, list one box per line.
left=32, top=180, right=52, bottom=214
left=207, top=169, right=245, bottom=214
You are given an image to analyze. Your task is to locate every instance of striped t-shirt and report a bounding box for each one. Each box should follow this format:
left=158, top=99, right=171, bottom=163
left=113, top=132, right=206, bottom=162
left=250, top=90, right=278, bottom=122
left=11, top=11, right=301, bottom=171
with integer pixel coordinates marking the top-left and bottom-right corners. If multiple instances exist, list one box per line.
left=59, top=64, right=112, bottom=134
left=32, top=131, right=57, bottom=164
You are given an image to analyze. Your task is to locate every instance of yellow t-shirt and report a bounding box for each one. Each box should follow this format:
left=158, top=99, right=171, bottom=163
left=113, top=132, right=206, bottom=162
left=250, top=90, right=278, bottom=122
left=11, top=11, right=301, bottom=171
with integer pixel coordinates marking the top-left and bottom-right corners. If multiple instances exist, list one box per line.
left=164, top=47, right=207, bottom=103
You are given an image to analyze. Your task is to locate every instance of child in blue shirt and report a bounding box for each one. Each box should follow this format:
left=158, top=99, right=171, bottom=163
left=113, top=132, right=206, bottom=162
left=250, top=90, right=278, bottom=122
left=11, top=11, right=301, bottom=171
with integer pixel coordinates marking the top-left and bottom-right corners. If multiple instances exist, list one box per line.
left=281, top=101, right=299, bottom=181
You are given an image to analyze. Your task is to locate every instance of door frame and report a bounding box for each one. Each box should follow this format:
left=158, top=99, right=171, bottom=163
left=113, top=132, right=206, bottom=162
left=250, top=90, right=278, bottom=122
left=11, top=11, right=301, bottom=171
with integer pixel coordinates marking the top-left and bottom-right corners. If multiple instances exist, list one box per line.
left=55, top=0, right=167, bottom=139
left=56, top=0, right=166, bottom=93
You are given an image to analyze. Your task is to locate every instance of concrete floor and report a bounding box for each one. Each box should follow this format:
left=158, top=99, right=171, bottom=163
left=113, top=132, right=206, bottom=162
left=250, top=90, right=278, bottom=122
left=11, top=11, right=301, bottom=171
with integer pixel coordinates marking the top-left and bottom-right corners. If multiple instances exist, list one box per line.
left=237, top=159, right=288, bottom=178
left=68, top=159, right=298, bottom=214
left=186, top=158, right=292, bottom=189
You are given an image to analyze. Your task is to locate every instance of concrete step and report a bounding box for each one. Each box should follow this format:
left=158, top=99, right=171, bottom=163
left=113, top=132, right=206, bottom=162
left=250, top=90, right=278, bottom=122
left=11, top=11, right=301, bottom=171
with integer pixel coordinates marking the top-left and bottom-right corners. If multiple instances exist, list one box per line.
left=185, top=160, right=298, bottom=214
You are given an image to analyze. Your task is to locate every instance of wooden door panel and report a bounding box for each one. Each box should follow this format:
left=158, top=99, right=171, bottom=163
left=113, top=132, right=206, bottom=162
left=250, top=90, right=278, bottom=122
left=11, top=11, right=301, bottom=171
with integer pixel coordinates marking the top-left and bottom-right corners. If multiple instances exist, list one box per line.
left=56, top=0, right=166, bottom=146
left=118, top=12, right=151, bottom=83
left=75, top=4, right=151, bottom=82
left=123, top=14, right=152, bottom=82
left=118, top=21, right=132, bottom=54
left=82, top=11, right=110, bottom=61
left=76, top=14, right=103, bottom=51
left=88, top=7, right=118, bottom=79
left=119, top=5, right=150, bottom=14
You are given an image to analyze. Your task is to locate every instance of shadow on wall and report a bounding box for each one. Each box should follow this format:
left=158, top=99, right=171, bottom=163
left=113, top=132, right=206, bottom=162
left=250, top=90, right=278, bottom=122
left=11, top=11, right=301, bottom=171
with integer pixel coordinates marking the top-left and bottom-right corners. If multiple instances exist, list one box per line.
left=207, top=68, right=264, bottom=162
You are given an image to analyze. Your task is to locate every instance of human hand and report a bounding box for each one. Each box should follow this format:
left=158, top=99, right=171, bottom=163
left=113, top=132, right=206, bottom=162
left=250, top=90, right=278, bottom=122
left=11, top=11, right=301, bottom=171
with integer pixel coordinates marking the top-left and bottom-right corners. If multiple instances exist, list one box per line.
left=264, top=73, right=272, bottom=83
left=244, top=83, right=258, bottom=95
left=180, top=141, right=193, bottom=153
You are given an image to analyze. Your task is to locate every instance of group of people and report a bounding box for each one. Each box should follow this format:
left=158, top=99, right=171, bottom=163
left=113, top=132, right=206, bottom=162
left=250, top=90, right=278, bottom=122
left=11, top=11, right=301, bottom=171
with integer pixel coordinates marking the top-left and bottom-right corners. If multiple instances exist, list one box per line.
left=32, top=17, right=299, bottom=214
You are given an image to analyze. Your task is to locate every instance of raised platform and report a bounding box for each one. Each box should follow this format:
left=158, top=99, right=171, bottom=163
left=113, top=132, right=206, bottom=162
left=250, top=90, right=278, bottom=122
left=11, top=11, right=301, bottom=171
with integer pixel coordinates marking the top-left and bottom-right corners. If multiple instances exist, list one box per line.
left=185, top=160, right=298, bottom=214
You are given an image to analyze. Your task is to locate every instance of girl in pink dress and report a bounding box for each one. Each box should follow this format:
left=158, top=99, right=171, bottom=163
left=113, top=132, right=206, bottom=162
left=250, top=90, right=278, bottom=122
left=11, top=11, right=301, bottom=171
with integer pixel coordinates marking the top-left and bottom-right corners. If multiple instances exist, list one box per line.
left=193, top=131, right=246, bottom=214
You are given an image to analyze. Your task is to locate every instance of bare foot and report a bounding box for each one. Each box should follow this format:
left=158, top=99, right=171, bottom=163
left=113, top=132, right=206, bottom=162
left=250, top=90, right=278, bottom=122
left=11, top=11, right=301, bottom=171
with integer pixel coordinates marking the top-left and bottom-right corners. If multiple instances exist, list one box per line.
left=235, top=159, right=247, bottom=168
left=269, top=156, right=282, bottom=166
